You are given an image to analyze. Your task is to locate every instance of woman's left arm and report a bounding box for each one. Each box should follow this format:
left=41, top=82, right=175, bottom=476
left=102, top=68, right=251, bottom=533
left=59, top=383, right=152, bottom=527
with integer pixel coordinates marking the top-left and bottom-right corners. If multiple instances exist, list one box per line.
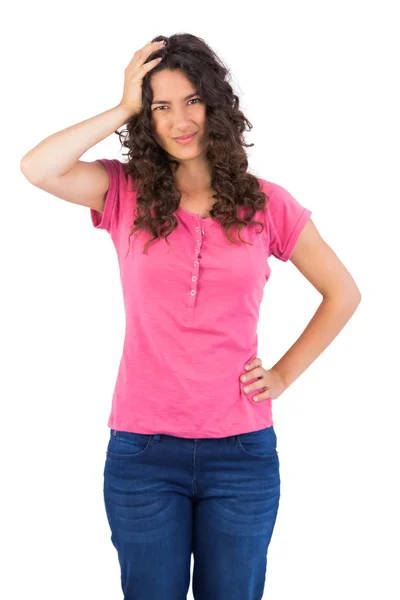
left=271, top=219, right=362, bottom=391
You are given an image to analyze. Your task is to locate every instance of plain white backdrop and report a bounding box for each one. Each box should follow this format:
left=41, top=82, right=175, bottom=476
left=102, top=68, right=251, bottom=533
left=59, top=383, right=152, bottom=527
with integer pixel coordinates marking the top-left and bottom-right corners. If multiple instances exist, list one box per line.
left=2, top=0, right=399, bottom=598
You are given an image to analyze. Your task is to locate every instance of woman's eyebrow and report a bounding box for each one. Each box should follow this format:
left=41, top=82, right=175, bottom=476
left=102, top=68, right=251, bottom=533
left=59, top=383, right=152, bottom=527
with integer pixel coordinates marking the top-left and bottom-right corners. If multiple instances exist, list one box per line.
left=151, top=92, right=199, bottom=105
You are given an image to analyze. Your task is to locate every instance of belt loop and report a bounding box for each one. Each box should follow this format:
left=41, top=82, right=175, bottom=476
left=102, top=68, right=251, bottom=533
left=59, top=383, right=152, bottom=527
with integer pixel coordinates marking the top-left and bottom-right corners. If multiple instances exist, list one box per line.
left=153, top=434, right=161, bottom=442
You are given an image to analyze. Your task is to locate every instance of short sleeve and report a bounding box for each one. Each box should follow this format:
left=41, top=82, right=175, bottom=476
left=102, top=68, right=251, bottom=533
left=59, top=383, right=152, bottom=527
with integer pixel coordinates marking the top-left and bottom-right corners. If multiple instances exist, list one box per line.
left=264, top=181, right=312, bottom=262
left=90, top=158, right=123, bottom=234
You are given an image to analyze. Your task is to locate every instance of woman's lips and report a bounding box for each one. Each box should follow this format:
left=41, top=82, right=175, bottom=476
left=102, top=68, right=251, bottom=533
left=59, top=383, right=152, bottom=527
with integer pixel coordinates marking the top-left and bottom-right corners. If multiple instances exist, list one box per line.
left=173, top=132, right=197, bottom=144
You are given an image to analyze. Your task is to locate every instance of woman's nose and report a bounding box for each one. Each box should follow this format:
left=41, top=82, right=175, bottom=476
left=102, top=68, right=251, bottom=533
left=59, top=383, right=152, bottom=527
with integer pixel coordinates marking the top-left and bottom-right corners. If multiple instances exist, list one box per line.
left=171, top=107, right=193, bottom=126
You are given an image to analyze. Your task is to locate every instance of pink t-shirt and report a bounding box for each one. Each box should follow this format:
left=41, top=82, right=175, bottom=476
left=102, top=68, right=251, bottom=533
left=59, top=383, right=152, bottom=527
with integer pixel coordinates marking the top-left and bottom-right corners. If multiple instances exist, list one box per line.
left=90, top=158, right=312, bottom=438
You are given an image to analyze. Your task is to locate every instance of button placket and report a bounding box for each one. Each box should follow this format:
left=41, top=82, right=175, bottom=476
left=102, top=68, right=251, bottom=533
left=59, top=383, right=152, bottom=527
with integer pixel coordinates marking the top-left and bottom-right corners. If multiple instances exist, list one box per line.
left=189, top=218, right=204, bottom=309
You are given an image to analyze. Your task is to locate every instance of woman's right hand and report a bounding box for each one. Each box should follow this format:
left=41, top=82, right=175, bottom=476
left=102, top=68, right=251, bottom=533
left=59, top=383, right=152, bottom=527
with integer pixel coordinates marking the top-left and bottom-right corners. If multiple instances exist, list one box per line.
left=119, top=40, right=166, bottom=115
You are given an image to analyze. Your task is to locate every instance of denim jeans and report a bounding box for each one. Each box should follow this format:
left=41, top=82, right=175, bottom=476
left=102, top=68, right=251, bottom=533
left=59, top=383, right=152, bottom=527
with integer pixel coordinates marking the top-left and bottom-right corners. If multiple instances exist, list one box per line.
left=103, top=426, right=281, bottom=599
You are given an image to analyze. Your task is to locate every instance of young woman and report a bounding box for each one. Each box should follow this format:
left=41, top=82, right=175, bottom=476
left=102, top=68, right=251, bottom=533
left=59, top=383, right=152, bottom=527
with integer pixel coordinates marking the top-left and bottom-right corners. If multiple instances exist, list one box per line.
left=21, top=33, right=361, bottom=600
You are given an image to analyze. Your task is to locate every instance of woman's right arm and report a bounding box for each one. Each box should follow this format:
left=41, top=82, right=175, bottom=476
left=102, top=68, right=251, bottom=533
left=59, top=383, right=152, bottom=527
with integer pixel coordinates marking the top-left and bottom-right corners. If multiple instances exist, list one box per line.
left=20, top=104, right=134, bottom=184
left=19, top=105, right=134, bottom=213
left=19, top=40, right=165, bottom=212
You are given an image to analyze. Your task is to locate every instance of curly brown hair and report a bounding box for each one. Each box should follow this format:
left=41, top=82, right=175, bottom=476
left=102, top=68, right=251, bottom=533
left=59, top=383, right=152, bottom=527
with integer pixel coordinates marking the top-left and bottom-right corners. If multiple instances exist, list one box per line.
left=114, top=32, right=269, bottom=257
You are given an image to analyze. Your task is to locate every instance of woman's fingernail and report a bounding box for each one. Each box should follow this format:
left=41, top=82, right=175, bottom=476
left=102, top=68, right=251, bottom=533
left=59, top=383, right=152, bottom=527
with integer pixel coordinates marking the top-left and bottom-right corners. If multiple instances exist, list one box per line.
left=245, top=365, right=250, bottom=370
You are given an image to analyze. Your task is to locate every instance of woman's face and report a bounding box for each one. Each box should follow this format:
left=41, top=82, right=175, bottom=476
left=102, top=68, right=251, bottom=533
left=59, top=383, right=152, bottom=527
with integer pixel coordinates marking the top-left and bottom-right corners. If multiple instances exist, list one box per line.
left=150, top=69, right=209, bottom=161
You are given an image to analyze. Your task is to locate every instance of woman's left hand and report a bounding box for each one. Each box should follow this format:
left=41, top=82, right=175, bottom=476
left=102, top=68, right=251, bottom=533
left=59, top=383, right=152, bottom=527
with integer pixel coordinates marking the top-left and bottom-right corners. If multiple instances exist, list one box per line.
left=240, top=357, right=287, bottom=402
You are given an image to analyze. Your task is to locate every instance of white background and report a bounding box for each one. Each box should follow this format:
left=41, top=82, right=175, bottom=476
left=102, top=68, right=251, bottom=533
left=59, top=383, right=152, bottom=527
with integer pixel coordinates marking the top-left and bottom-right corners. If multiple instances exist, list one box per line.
left=2, top=0, right=399, bottom=598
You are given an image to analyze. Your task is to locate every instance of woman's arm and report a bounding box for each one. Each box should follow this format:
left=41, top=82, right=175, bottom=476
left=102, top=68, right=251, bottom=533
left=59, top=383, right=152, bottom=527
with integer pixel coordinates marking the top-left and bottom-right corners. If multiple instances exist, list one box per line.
left=271, top=219, right=362, bottom=390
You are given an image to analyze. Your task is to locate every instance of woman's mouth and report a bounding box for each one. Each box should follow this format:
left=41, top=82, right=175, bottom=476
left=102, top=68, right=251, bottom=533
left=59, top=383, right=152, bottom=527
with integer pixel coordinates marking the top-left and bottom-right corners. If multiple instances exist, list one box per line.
left=173, top=132, right=198, bottom=144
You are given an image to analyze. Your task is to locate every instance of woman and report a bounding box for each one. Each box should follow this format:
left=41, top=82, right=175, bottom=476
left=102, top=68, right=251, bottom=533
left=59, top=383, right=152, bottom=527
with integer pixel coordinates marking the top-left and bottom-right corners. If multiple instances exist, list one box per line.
left=20, top=33, right=361, bottom=600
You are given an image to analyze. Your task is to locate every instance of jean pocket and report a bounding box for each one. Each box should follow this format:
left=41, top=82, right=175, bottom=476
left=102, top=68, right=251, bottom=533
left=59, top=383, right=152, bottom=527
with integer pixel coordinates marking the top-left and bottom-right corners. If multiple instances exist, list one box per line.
left=106, top=430, right=153, bottom=460
left=237, top=426, right=278, bottom=459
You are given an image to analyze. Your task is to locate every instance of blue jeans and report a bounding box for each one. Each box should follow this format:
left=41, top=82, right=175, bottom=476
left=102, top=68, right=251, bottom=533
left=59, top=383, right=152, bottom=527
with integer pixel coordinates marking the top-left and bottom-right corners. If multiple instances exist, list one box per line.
left=103, top=426, right=281, bottom=599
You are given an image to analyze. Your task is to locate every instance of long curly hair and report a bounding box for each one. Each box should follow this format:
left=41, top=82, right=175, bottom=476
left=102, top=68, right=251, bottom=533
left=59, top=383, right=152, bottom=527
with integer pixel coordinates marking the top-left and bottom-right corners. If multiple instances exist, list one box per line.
left=114, top=32, right=269, bottom=257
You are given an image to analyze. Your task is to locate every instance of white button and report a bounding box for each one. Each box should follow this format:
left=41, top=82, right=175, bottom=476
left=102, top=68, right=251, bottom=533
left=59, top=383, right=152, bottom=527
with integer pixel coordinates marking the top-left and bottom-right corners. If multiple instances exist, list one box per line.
left=190, top=290, right=196, bottom=296
left=196, top=240, right=200, bottom=243
left=194, top=261, right=199, bottom=266
left=195, top=227, right=200, bottom=232
left=195, top=248, right=199, bottom=253
left=201, top=230, right=205, bottom=235
left=192, top=276, right=197, bottom=281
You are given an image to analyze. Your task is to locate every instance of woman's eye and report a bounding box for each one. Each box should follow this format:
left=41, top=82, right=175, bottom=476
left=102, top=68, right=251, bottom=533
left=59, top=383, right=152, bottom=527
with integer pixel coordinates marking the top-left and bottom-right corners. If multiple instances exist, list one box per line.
left=154, top=98, right=201, bottom=111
